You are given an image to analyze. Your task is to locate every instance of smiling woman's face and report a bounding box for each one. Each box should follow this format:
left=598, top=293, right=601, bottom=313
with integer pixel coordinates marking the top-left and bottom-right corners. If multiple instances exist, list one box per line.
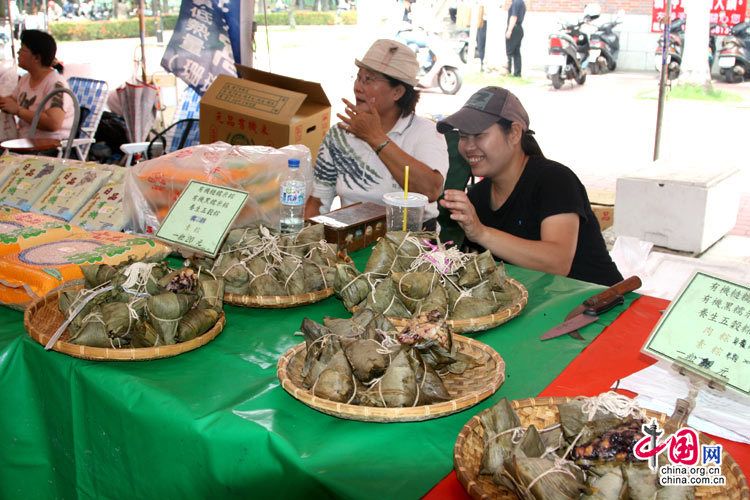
left=458, top=123, right=518, bottom=178
left=352, top=67, right=404, bottom=114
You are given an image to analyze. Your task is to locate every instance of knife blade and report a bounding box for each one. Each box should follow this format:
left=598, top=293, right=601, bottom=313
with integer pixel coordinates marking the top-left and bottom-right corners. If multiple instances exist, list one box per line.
left=540, top=276, right=642, bottom=341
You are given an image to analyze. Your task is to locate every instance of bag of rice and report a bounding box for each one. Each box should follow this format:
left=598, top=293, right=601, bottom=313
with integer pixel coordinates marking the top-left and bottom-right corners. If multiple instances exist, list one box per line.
left=70, top=180, right=126, bottom=231
left=0, top=230, right=171, bottom=309
left=0, top=207, right=85, bottom=256
left=124, top=141, right=311, bottom=234
left=32, top=167, right=113, bottom=221
left=0, top=157, right=64, bottom=211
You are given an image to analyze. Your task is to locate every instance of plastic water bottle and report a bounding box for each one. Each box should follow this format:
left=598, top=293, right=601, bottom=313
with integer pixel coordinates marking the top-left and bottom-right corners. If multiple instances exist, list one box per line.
left=279, top=158, right=306, bottom=234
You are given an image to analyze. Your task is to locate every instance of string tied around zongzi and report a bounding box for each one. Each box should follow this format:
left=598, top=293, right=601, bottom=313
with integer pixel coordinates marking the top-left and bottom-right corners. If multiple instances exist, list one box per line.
left=121, top=262, right=158, bottom=295
left=579, top=391, right=644, bottom=421
left=524, top=455, right=580, bottom=495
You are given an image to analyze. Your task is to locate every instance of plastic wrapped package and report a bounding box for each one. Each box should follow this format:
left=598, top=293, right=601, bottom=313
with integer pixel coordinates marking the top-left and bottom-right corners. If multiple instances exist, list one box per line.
left=0, top=230, right=171, bottom=310
left=0, top=157, right=65, bottom=211
left=70, top=180, right=127, bottom=231
left=0, top=207, right=85, bottom=255
left=124, top=141, right=312, bottom=234
left=31, top=166, right=113, bottom=221
left=0, top=155, right=25, bottom=187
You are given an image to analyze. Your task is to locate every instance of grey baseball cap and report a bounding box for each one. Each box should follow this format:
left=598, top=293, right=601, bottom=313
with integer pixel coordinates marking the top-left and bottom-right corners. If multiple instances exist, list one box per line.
left=436, top=86, right=530, bottom=134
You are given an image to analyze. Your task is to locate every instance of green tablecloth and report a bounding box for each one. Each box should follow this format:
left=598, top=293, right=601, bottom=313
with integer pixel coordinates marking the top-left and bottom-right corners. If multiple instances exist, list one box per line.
left=0, top=251, right=634, bottom=499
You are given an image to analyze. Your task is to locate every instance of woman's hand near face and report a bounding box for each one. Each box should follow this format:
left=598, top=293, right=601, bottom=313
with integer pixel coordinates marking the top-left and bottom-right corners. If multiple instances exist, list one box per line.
left=440, top=189, right=486, bottom=241
left=336, top=97, right=387, bottom=148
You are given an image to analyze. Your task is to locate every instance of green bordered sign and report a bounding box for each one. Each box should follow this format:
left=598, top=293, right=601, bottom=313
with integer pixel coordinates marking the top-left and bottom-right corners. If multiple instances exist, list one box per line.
left=155, top=181, right=249, bottom=258
left=643, top=271, right=750, bottom=396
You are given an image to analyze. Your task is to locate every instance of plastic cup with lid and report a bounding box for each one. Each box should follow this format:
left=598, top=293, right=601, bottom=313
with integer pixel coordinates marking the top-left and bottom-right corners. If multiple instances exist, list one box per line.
left=382, top=192, right=428, bottom=232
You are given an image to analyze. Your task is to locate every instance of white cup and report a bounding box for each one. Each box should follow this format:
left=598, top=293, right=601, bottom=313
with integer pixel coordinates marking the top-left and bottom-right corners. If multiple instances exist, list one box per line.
left=382, top=192, right=428, bottom=232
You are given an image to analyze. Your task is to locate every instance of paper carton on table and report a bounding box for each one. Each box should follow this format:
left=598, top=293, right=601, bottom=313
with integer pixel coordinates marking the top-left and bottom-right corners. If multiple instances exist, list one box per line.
left=200, top=66, right=331, bottom=157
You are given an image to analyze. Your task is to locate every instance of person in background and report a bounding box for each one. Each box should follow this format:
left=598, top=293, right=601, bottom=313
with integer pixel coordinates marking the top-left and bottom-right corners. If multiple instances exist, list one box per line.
left=475, top=3, right=487, bottom=71
left=437, top=86, right=623, bottom=286
left=305, top=39, right=448, bottom=228
left=505, top=0, right=526, bottom=77
left=0, top=30, right=74, bottom=141
left=47, top=0, right=63, bottom=21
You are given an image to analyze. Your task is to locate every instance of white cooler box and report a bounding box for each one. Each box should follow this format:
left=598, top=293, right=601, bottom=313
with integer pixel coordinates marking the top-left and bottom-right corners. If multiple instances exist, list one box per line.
left=614, top=166, right=741, bottom=254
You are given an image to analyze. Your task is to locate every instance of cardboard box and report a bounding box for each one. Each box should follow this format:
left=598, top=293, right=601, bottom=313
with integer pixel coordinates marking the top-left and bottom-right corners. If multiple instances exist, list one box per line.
left=614, top=165, right=741, bottom=254
left=200, top=66, right=331, bottom=156
left=587, top=188, right=616, bottom=231
left=309, top=202, right=387, bottom=253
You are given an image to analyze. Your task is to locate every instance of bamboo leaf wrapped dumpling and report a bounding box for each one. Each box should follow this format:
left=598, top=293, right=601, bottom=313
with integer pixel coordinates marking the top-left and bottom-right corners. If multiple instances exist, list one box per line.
left=343, top=337, right=391, bottom=383
left=177, top=308, right=220, bottom=342
left=458, top=250, right=497, bottom=288
left=333, top=264, right=371, bottom=310
left=68, top=307, right=111, bottom=348
left=505, top=455, right=587, bottom=499
left=416, top=285, right=448, bottom=317
left=369, top=347, right=418, bottom=408
left=365, top=237, right=398, bottom=275
left=276, top=255, right=306, bottom=295
left=366, top=278, right=411, bottom=318
left=451, top=296, right=498, bottom=320
left=408, top=349, right=450, bottom=405
left=312, top=349, right=355, bottom=403
left=196, top=275, right=224, bottom=311
left=146, top=293, right=193, bottom=345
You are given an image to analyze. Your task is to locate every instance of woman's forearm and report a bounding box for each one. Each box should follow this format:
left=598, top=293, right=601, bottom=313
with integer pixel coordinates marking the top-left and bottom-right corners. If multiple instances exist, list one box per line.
left=377, top=140, right=444, bottom=202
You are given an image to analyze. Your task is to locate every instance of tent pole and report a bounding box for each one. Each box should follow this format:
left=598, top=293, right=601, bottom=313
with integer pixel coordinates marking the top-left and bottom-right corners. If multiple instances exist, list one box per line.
left=139, top=0, right=147, bottom=83
left=653, top=0, right=672, bottom=161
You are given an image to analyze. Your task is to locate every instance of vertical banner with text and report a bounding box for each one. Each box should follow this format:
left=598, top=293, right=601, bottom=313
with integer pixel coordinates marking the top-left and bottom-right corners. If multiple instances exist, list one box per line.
left=161, top=0, right=244, bottom=95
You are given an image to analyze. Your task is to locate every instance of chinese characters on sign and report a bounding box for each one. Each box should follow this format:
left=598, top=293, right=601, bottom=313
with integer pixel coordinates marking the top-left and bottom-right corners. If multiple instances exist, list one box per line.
left=161, top=0, right=239, bottom=95
left=643, top=272, right=750, bottom=395
left=651, top=0, right=746, bottom=35
left=155, top=181, right=248, bottom=257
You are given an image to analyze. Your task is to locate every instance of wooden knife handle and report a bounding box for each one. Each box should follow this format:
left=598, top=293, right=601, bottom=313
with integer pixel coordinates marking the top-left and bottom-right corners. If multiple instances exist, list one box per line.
left=583, top=276, right=642, bottom=311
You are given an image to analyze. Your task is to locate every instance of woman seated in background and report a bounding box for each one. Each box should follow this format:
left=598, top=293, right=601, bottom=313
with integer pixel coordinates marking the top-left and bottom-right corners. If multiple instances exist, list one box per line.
left=305, top=38, right=448, bottom=229
left=437, top=86, right=623, bottom=286
left=0, top=29, right=74, bottom=142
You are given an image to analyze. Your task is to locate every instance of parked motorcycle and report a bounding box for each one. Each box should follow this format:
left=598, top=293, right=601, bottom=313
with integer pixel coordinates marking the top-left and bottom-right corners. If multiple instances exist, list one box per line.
left=654, top=18, right=685, bottom=81
left=718, top=21, right=750, bottom=83
left=546, top=19, right=591, bottom=89
left=589, top=18, right=622, bottom=74
left=396, top=27, right=463, bottom=94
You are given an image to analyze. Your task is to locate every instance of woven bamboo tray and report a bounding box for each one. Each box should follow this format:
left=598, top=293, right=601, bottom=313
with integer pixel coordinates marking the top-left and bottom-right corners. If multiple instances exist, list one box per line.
left=224, top=287, right=333, bottom=308
left=386, top=278, right=528, bottom=334
left=277, top=334, right=505, bottom=422
left=454, top=396, right=750, bottom=500
left=24, top=286, right=225, bottom=361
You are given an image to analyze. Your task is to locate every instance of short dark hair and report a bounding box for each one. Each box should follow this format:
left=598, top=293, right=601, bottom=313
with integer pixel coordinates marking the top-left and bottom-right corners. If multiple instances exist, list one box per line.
left=497, top=118, right=544, bottom=157
left=20, top=29, right=57, bottom=67
left=384, top=74, right=420, bottom=117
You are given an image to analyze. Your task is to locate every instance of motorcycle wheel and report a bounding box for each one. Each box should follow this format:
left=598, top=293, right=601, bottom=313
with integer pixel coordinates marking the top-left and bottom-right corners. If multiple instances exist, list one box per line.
left=459, top=45, right=468, bottom=64
left=438, top=67, right=462, bottom=94
left=668, top=65, right=680, bottom=81
left=607, top=57, right=617, bottom=71
left=575, top=70, right=587, bottom=85
left=724, top=68, right=743, bottom=84
left=551, top=73, right=564, bottom=89
left=590, top=62, right=600, bottom=75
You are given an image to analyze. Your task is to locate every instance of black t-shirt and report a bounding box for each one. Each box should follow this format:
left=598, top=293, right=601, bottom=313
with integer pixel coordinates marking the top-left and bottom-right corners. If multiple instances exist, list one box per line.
left=465, top=156, right=623, bottom=286
left=508, top=0, right=526, bottom=26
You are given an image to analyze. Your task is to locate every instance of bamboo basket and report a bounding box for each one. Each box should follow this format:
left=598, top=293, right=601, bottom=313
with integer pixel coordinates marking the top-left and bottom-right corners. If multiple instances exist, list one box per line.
left=24, top=286, right=225, bottom=361
left=224, top=287, right=333, bottom=308
left=454, top=396, right=750, bottom=500
left=277, top=334, right=505, bottom=422
left=386, top=278, right=528, bottom=334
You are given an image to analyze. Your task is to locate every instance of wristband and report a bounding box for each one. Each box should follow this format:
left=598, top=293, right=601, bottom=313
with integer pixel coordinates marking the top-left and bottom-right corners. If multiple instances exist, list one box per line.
left=374, top=139, right=391, bottom=156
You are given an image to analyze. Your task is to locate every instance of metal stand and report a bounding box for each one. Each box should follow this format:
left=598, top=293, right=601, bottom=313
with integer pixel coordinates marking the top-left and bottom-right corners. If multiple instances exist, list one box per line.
left=664, top=363, right=725, bottom=434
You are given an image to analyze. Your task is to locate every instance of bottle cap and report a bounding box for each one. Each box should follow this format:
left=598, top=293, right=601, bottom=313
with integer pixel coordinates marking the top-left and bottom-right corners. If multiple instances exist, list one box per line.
left=288, top=158, right=300, bottom=168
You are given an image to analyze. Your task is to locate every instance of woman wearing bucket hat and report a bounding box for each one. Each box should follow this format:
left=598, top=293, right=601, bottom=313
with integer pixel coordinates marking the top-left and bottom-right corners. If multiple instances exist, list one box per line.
left=437, top=86, right=622, bottom=286
left=305, top=39, right=449, bottom=226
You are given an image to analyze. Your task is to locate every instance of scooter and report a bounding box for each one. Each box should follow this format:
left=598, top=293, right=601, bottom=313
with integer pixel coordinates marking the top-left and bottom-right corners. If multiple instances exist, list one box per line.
left=546, top=19, right=590, bottom=89
left=589, top=19, right=622, bottom=74
left=718, top=21, right=750, bottom=83
left=396, top=27, right=463, bottom=94
left=654, top=18, right=685, bottom=81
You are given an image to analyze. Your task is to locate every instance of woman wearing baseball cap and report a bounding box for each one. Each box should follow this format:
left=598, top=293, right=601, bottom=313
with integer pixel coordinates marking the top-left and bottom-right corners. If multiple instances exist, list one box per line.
left=437, top=86, right=622, bottom=286
left=305, top=39, right=448, bottom=226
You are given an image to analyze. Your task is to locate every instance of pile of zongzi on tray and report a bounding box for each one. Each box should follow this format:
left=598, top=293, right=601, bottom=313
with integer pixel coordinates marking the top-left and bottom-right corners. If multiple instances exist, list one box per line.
left=299, top=308, right=476, bottom=407
left=197, top=224, right=346, bottom=297
left=59, top=261, right=224, bottom=348
left=333, top=231, right=520, bottom=320
left=477, top=395, right=696, bottom=499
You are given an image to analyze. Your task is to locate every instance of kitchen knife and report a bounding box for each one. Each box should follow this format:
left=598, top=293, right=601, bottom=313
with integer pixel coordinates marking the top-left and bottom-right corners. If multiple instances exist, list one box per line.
left=540, top=276, right=642, bottom=341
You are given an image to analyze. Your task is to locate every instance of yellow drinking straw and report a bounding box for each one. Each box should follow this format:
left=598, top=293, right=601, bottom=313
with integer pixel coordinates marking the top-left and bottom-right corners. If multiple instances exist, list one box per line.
left=402, top=165, right=410, bottom=231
